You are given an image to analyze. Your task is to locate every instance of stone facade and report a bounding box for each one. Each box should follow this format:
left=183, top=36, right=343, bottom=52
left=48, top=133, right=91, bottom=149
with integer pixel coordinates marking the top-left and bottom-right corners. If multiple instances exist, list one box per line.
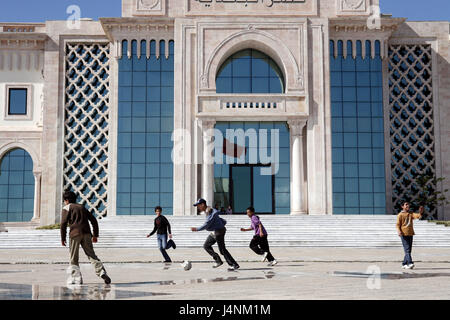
left=0, top=0, right=448, bottom=224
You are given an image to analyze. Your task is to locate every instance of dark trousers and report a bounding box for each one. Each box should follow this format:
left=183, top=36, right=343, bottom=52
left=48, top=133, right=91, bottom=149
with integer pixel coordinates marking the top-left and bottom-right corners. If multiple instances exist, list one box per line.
left=250, top=235, right=275, bottom=262
left=203, top=227, right=238, bottom=267
left=400, top=235, right=414, bottom=266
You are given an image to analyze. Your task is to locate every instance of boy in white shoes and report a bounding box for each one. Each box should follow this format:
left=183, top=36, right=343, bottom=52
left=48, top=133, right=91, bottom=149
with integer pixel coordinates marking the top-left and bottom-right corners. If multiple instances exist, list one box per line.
left=241, top=207, right=277, bottom=266
left=396, top=202, right=424, bottom=270
left=60, top=191, right=111, bottom=285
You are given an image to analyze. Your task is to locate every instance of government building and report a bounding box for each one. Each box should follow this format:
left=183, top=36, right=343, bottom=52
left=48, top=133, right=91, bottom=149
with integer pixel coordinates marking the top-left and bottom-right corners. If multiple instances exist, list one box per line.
left=0, top=0, right=449, bottom=225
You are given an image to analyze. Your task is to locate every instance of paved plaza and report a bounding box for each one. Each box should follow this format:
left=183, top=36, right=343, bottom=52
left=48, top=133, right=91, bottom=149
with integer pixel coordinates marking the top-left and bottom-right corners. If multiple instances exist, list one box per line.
left=1, top=247, right=450, bottom=300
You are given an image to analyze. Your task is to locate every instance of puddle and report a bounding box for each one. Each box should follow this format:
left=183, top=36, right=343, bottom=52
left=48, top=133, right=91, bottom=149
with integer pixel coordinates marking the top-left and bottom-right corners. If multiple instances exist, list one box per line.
left=0, top=270, right=32, bottom=274
left=332, top=271, right=450, bottom=280
left=0, top=283, right=170, bottom=300
left=115, top=273, right=276, bottom=288
left=0, top=270, right=278, bottom=300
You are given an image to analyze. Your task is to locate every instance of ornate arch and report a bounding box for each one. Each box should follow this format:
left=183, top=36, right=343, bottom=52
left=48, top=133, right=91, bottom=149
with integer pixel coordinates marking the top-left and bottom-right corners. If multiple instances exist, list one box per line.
left=202, top=28, right=304, bottom=93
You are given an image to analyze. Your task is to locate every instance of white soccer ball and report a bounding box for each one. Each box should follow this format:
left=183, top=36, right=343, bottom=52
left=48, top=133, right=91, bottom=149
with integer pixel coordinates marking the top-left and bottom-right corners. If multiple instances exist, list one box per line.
left=181, top=260, right=192, bottom=271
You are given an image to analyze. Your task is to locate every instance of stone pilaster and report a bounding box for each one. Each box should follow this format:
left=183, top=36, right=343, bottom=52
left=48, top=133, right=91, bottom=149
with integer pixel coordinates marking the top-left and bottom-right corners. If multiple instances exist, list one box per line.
left=199, top=119, right=216, bottom=207
left=32, top=170, right=41, bottom=221
left=288, top=119, right=308, bottom=215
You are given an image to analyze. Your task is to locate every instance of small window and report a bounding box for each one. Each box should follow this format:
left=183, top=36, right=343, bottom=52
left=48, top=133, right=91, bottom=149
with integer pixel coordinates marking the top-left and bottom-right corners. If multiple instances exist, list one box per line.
left=8, top=88, right=28, bottom=115
left=4, top=84, right=33, bottom=120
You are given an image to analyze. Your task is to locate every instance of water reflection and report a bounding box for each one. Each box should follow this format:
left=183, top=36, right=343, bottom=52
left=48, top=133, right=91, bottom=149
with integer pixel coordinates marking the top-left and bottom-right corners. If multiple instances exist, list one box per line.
left=114, top=274, right=276, bottom=287
left=0, top=283, right=170, bottom=300
left=332, top=271, right=450, bottom=280
left=0, top=269, right=278, bottom=300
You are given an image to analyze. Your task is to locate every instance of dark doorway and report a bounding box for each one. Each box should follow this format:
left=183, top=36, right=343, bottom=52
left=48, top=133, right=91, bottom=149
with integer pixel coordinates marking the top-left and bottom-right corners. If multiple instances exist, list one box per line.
left=229, top=164, right=275, bottom=215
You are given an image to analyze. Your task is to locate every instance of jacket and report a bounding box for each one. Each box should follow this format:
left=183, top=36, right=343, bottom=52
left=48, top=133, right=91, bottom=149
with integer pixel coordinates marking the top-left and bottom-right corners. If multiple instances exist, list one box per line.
left=197, top=208, right=227, bottom=232
left=60, top=203, right=99, bottom=241
left=396, top=211, right=422, bottom=236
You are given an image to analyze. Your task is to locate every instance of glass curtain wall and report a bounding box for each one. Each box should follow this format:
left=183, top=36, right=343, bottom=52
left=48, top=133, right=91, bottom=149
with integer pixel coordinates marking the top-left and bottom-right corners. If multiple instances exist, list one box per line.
left=117, top=40, right=174, bottom=215
left=330, top=40, right=386, bottom=215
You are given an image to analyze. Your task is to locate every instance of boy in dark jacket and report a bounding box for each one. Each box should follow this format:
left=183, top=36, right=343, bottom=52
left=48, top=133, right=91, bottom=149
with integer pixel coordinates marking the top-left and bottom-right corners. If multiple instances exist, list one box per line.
left=60, top=190, right=111, bottom=284
left=147, top=206, right=176, bottom=263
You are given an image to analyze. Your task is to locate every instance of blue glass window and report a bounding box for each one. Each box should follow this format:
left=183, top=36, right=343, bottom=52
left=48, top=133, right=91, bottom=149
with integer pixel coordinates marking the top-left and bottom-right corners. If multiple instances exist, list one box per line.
left=8, top=88, right=27, bottom=115
left=0, top=149, right=34, bottom=222
left=117, top=40, right=174, bottom=215
left=330, top=40, right=386, bottom=215
left=216, top=49, right=285, bottom=94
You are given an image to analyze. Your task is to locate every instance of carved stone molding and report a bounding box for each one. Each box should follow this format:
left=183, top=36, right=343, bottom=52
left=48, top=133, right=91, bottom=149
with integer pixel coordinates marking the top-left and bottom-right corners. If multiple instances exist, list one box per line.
left=288, top=119, right=307, bottom=137
left=199, top=119, right=217, bottom=132
left=197, top=22, right=306, bottom=94
left=133, top=0, right=165, bottom=16
left=342, top=0, right=365, bottom=10
left=336, top=0, right=370, bottom=15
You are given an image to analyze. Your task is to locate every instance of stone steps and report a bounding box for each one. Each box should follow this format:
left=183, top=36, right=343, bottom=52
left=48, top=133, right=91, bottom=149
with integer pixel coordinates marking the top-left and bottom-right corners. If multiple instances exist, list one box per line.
left=1, top=216, right=449, bottom=248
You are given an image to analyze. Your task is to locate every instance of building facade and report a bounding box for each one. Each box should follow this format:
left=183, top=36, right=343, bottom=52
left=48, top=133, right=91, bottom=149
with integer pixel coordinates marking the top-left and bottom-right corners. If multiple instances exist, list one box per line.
left=0, top=0, right=449, bottom=225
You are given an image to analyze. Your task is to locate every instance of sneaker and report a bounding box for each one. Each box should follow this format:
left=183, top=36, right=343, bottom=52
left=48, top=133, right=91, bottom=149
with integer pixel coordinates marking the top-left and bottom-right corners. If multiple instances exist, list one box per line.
left=268, top=260, right=278, bottom=267
left=262, top=252, right=269, bottom=262
left=212, top=261, right=224, bottom=268
left=101, top=273, right=111, bottom=285
left=407, top=264, right=415, bottom=269
left=228, top=265, right=240, bottom=271
left=401, top=265, right=407, bottom=269
left=403, top=264, right=413, bottom=270
left=167, top=239, right=176, bottom=250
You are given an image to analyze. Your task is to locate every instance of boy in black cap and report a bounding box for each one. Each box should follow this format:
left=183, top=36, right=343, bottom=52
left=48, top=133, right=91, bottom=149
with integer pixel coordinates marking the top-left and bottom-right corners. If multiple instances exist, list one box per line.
left=190, top=199, right=240, bottom=271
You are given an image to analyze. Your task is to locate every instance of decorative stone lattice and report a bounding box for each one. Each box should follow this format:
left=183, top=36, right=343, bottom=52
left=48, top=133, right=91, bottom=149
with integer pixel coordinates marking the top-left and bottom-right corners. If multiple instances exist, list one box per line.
left=388, top=44, right=436, bottom=217
left=64, top=43, right=110, bottom=217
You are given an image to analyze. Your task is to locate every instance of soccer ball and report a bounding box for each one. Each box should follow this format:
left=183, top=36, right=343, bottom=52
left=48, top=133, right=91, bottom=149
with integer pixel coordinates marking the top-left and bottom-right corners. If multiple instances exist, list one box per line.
left=181, top=260, right=192, bottom=271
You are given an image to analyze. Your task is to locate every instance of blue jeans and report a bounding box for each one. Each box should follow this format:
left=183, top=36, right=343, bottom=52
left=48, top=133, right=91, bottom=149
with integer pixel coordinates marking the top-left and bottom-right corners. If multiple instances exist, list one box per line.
left=400, top=235, right=414, bottom=266
left=157, top=234, right=173, bottom=262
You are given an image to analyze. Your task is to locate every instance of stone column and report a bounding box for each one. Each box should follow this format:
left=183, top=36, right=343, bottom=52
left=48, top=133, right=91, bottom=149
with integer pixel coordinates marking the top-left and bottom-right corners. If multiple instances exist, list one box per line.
left=288, top=119, right=308, bottom=215
left=200, top=119, right=216, bottom=207
left=32, top=171, right=42, bottom=221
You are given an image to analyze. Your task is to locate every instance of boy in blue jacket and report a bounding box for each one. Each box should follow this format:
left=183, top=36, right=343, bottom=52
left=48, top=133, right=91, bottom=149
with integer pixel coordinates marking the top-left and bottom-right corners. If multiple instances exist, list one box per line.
left=191, top=198, right=240, bottom=271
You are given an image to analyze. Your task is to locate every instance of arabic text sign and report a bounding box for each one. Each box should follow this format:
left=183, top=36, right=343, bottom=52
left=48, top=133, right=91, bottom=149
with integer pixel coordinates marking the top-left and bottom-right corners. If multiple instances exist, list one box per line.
left=187, top=0, right=316, bottom=15
left=195, top=0, right=306, bottom=7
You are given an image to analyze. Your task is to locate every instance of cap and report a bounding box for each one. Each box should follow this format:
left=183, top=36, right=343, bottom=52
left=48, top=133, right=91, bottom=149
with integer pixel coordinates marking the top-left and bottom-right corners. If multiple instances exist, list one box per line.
left=193, top=198, right=207, bottom=207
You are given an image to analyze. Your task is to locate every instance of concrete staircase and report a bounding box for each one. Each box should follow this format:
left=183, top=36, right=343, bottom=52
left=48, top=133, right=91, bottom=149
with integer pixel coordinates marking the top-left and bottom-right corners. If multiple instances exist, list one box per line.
left=1, top=215, right=450, bottom=249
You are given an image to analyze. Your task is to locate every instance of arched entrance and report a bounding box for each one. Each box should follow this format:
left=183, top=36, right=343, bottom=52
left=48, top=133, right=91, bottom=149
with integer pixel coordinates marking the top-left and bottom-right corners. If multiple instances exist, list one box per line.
left=0, top=148, right=35, bottom=222
left=213, top=49, right=291, bottom=215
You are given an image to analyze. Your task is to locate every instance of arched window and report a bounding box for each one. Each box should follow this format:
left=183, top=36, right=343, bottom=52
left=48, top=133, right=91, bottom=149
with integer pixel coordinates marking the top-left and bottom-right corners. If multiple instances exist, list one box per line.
left=0, top=148, right=34, bottom=222
left=216, top=49, right=285, bottom=94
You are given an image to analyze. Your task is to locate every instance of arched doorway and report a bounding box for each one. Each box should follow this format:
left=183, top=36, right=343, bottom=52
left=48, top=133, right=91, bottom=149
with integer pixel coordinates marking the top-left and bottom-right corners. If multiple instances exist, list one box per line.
left=0, top=148, right=35, bottom=222
left=213, top=49, right=290, bottom=215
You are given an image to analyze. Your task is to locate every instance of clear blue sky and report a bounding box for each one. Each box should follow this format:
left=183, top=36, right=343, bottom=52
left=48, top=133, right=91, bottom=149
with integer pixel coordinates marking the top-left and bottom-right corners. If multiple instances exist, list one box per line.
left=0, top=0, right=448, bottom=22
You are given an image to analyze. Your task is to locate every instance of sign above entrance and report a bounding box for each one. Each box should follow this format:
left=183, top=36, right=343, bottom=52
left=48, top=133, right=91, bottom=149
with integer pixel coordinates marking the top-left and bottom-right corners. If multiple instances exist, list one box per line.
left=194, top=0, right=305, bottom=7
left=185, top=0, right=317, bottom=16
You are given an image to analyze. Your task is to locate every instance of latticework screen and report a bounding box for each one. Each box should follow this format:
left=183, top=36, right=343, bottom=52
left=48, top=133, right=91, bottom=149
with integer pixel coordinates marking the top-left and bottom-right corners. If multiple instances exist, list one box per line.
left=64, top=43, right=110, bottom=217
left=388, top=44, right=436, bottom=217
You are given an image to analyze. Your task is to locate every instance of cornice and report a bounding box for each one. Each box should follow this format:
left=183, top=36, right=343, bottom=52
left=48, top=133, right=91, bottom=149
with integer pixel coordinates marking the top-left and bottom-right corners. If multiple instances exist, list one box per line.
left=100, top=17, right=174, bottom=41
left=0, top=33, right=47, bottom=50
left=329, top=17, right=406, bottom=34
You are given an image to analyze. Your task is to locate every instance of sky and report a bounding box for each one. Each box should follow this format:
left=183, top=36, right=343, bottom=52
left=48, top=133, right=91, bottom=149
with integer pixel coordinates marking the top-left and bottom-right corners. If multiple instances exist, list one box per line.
left=0, top=0, right=448, bottom=22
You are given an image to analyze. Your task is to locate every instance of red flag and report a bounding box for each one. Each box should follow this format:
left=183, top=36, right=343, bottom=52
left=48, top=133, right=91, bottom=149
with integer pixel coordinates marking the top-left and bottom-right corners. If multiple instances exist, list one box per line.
left=222, top=138, right=247, bottom=158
